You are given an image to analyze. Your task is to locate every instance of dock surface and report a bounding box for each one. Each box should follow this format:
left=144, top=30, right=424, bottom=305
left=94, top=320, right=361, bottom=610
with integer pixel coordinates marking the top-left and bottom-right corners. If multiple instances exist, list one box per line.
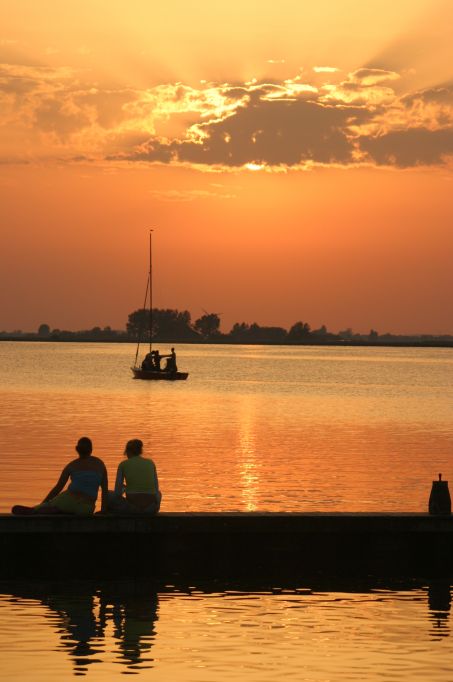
left=1, top=512, right=452, bottom=579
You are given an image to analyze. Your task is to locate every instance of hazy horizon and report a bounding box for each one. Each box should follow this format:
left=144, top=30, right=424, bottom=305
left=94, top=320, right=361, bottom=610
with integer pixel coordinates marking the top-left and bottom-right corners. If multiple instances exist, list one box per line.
left=3, top=313, right=453, bottom=338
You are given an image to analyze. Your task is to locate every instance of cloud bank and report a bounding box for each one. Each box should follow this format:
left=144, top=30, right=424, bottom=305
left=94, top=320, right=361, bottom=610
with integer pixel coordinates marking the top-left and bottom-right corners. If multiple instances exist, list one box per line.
left=1, top=61, right=453, bottom=171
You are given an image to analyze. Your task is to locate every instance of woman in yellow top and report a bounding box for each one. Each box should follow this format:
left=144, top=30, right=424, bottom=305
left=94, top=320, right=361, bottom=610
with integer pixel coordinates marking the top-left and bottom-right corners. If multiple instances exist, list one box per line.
left=110, top=439, right=161, bottom=514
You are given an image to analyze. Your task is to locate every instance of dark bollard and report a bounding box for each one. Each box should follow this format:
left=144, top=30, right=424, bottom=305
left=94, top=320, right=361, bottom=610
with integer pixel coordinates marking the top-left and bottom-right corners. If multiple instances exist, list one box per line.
left=429, top=474, right=451, bottom=515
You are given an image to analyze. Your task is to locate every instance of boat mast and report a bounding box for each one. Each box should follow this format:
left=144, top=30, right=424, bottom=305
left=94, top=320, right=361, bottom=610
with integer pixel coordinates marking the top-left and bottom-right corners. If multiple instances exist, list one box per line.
left=149, top=228, right=153, bottom=353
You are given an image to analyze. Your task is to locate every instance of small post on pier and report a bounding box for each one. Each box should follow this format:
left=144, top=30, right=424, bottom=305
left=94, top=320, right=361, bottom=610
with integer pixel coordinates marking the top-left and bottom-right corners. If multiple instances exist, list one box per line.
left=429, top=473, right=451, bottom=515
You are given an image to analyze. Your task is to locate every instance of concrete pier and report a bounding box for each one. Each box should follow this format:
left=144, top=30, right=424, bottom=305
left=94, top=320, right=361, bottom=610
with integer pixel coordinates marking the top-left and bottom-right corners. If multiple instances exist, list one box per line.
left=1, top=512, right=452, bottom=579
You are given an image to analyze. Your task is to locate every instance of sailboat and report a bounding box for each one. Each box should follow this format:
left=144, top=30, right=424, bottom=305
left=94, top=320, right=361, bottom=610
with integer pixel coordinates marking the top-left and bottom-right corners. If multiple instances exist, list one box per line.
left=131, top=231, right=189, bottom=381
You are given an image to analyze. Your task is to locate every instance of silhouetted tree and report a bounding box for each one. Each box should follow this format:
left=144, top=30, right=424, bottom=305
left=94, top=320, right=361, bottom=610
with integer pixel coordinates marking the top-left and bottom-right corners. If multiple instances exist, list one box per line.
left=230, top=322, right=249, bottom=337
left=155, top=308, right=195, bottom=339
left=194, top=313, right=221, bottom=339
left=229, top=322, right=252, bottom=342
left=127, top=309, right=156, bottom=339
left=127, top=308, right=197, bottom=341
left=260, top=326, right=287, bottom=343
left=229, top=322, right=287, bottom=343
left=38, top=323, right=50, bottom=337
left=247, top=324, right=287, bottom=343
left=288, top=321, right=311, bottom=342
left=311, top=324, right=340, bottom=343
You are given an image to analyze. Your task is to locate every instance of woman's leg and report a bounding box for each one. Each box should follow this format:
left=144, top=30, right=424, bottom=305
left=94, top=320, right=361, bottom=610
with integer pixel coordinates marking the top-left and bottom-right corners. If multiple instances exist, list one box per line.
left=11, top=505, right=36, bottom=515
left=37, top=491, right=94, bottom=515
left=12, top=503, right=66, bottom=515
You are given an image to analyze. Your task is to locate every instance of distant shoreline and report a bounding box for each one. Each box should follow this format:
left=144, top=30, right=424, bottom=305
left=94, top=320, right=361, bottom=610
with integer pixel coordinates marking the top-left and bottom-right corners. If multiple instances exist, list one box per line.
left=1, top=337, right=453, bottom=349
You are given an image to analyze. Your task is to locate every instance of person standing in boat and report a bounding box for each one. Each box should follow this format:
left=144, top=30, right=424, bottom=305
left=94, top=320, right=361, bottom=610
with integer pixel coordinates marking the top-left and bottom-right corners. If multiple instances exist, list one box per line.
left=108, top=439, right=161, bottom=514
left=11, top=437, right=108, bottom=516
left=163, top=347, right=177, bottom=372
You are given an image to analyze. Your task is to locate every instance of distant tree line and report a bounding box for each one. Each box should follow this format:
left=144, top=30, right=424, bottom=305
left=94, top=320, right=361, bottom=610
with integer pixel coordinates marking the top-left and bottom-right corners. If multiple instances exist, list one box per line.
left=1, top=309, right=453, bottom=346
left=125, top=308, right=341, bottom=344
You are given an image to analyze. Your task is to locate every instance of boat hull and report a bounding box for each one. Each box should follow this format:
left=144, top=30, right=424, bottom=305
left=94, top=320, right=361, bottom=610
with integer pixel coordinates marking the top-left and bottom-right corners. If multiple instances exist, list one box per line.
left=131, top=367, right=189, bottom=381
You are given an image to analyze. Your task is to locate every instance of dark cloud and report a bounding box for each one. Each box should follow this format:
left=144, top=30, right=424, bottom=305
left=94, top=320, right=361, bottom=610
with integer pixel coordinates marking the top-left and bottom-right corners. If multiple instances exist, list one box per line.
left=0, top=75, right=37, bottom=95
left=0, top=65, right=138, bottom=137
left=68, top=155, right=92, bottom=162
left=114, top=78, right=453, bottom=170
left=0, top=65, right=65, bottom=109
left=223, top=86, right=251, bottom=100
left=349, top=68, right=400, bottom=85
left=0, top=157, right=30, bottom=165
left=359, top=127, right=453, bottom=167
left=119, top=97, right=370, bottom=167
left=2, top=58, right=452, bottom=172
left=33, top=97, right=91, bottom=136
left=401, top=85, right=453, bottom=107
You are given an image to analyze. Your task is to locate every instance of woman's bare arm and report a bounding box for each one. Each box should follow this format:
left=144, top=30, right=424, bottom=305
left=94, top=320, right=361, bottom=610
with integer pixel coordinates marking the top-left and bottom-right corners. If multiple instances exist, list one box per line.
left=153, top=462, right=160, bottom=492
left=114, top=463, right=124, bottom=497
left=100, top=463, right=109, bottom=512
left=41, top=465, right=70, bottom=503
left=153, top=462, right=162, bottom=504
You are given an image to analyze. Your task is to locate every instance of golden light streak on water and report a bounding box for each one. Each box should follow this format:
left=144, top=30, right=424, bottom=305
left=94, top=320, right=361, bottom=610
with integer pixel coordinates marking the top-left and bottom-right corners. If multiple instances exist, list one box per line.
left=237, top=396, right=259, bottom=511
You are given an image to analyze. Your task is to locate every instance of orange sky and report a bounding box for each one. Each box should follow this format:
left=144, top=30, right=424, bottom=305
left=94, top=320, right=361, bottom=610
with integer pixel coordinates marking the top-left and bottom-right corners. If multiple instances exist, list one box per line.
left=1, top=0, right=452, bottom=334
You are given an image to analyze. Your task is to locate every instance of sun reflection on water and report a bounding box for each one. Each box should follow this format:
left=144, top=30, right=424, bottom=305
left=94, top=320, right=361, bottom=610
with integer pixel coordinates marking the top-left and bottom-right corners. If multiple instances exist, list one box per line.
left=237, top=398, right=259, bottom=511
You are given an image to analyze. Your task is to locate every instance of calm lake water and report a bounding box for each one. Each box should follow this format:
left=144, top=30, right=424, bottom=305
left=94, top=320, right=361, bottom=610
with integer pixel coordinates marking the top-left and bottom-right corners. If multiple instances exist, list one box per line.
left=1, top=342, right=453, bottom=680
left=0, top=580, right=452, bottom=681
left=0, top=342, right=452, bottom=512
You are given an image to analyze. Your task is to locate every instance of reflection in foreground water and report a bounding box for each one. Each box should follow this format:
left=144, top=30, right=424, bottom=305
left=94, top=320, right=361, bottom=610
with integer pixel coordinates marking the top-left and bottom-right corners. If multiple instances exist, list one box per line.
left=0, top=581, right=452, bottom=680
left=428, top=582, right=452, bottom=636
left=3, top=583, right=159, bottom=676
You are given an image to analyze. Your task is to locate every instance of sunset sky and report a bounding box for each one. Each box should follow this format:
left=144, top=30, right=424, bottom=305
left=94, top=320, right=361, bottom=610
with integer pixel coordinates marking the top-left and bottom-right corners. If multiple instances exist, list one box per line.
left=1, top=0, right=452, bottom=334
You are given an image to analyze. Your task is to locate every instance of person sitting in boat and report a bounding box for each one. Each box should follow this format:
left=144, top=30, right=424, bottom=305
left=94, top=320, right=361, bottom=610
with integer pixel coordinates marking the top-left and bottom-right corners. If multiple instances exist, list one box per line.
left=152, top=349, right=162, bottom=371
left=108, top=439, right=161, bottom=515
left=141, top=352, right=154, bottom=371
left=163, top=347, right=177, bottom=372
left=11, top=437, right=108, bottom=516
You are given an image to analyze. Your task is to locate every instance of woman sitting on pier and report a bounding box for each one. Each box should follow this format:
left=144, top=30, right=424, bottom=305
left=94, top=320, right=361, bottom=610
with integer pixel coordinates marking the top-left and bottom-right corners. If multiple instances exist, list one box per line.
left=12, top=437, right=108, bottom=515
left=108, top=439, right=161, bottom=514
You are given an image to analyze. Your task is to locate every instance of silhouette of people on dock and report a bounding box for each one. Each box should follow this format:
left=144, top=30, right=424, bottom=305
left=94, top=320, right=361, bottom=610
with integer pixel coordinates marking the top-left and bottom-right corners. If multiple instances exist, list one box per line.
left=104, top=589, right=159, bottom=670
left=108, top=439, right=161, bottom=514
left=47, top=591, right=101, bottom=674
left=11, top=437, right=108, bottom=516
left=10, top=583, right=160, bottom=675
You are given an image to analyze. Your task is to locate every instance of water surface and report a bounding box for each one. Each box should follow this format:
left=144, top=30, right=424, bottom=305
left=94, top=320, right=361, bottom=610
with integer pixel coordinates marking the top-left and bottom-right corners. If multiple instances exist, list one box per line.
left=0, top=342, right=452, bottom=512
left=0, top=580, right=452, bottom=681
left=1, top=343, right=453, bottom=680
